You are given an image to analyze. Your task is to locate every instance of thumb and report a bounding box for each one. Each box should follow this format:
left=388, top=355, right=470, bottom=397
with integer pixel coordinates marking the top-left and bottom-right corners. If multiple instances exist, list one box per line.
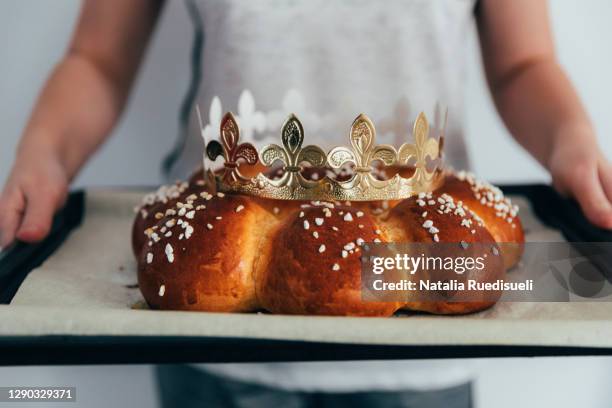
left=16, top=184, right=66, bottom=243
left=0, top=186, right=27, bottom=248
left=565, top=163, right=612, bottom=229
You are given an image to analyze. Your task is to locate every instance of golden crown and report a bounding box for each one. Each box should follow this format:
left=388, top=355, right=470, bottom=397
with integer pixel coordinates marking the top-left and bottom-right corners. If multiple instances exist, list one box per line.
left=198, top=109, right=445, bottom=201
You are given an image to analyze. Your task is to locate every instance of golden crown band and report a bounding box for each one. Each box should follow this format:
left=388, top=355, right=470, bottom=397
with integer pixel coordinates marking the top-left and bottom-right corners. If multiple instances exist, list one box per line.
left=201, top=111, right=445, bottom=201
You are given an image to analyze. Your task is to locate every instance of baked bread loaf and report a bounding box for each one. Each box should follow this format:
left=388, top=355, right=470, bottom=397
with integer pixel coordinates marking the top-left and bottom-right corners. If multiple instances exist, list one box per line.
left=134, top=169, right=524, bottom=316
left=257, top=204, right=404, bottom=316
left=138, top=193, right=273, bottom=312
left=385, top=193, right=505, bottom=314
left=440, top=171, right=524, bottom=269
left=132, top=180, right=199, bottom=257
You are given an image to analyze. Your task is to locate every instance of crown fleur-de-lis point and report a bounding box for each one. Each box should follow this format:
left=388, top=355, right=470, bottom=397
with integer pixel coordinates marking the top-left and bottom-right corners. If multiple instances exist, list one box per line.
left=259, top=114, right=326, bottom=190
left=328, top=114, right=397, bottom=191
left=206, top=112, right=259, bottom=183
left=397, top=112, right=440, bottom=188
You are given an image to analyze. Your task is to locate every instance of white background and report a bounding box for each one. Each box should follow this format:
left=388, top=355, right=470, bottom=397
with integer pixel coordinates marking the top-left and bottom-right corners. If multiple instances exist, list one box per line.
left=1, top=1, right=612, bottom=407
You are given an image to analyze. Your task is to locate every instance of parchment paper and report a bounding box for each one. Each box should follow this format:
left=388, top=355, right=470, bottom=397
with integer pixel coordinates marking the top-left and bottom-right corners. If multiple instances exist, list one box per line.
left=2, top=190, right=612, bottom=348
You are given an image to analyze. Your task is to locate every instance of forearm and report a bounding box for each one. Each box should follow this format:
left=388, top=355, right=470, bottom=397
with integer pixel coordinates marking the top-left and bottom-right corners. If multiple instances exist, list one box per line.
left=476, top=0, right=602, bottom=173
left=17, top=52, right=130, bottom=181
left=17, top=0, right=164, bottom=182
left=0, top=0, right=164, bottom=246
left=490, top=58, right=596, bottom=169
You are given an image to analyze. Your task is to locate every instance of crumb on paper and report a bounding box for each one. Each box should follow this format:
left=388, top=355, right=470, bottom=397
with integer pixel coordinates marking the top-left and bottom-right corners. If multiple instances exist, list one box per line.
left=130, top=300, right=149, bottom=310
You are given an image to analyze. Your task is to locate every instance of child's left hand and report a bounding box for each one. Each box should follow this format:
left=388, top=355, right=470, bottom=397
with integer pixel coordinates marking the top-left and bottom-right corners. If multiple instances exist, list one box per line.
left=477, top=0, right=612, bottom=229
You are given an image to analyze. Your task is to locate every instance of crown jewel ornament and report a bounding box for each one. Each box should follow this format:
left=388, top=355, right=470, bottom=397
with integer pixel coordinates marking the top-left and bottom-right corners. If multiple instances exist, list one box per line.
left=199, top=104, right=445, bottom=201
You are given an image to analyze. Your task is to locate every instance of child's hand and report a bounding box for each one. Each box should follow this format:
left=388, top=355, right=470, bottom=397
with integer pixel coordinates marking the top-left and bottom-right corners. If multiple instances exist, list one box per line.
left=0, top=148, right=69, bottom=248
left=477, top=0, right=612, bottom=229
left=548, top=136, right=612, bottom=229
left=0, top=1, right=164, bottom=250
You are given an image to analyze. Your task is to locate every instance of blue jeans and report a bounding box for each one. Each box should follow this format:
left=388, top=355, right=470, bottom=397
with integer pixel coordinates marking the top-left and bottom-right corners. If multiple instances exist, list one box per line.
left=156, top=364, right=473, bottom=408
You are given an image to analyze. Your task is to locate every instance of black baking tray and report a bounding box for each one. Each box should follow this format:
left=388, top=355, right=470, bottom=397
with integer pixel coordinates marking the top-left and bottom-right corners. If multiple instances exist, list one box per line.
left=1, top=184, right=611, bottom=366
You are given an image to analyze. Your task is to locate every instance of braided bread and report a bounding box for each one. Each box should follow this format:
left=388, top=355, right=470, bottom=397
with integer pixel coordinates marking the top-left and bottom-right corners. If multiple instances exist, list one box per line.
left=133, top=169, right=523, bottom=316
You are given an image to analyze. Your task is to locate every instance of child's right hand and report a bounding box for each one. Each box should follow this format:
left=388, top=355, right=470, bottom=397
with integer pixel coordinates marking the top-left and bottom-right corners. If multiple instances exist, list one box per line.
left=0, top=0, right=164, bottom=251
left=0, top=147, right=69, bottom=249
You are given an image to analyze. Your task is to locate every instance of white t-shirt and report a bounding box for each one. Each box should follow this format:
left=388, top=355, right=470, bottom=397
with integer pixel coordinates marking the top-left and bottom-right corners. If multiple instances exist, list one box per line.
left=173, top=0, right=479, bottom=391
